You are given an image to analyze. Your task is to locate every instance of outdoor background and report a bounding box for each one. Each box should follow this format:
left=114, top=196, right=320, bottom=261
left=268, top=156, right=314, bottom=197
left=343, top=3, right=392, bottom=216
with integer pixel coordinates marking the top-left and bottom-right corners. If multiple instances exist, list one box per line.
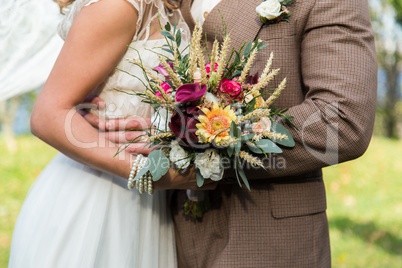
left=1, top=0, right=401, bottom=267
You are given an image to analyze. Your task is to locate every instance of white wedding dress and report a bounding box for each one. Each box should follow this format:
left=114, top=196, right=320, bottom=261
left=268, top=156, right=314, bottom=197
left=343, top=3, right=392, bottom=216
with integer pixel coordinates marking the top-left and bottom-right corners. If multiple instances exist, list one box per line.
left=8, top=0, right=188, bottom=267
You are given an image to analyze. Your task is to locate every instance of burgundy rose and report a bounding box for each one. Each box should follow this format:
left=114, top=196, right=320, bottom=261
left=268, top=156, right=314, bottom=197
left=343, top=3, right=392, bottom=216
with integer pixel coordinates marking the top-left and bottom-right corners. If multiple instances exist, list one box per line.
left=219, top=79, right=243, bottom=100
left=169, top=107, right=206, bottom=147
left=175, top=83, right=207, bottom=103
left=246, top=72, right=259, bottom=85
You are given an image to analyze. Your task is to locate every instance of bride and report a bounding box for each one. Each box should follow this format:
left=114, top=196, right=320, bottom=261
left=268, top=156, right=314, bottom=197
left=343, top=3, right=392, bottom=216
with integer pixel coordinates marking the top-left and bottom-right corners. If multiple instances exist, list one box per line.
left=8, top=0, right=206, bottom=267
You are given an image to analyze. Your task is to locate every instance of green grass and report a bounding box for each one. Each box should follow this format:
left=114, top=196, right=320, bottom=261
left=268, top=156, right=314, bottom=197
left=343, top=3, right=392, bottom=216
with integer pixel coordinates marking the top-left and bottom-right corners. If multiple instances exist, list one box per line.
left=0, top=135, right=401, bottom=267
left=0, top=135, right=57, bottom=268
left=325, top=136, right=402, bottom=267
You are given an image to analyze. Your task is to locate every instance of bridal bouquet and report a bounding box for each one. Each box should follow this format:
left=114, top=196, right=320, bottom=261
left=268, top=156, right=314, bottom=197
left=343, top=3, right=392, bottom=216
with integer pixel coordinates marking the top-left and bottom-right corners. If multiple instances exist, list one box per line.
left=125, top=23, right=295, bottom=216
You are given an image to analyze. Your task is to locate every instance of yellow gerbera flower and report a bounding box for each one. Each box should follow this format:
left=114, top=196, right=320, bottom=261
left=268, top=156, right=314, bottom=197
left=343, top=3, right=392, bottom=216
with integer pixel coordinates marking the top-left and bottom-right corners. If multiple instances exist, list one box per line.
left=196, top=103, right=237, bottom=144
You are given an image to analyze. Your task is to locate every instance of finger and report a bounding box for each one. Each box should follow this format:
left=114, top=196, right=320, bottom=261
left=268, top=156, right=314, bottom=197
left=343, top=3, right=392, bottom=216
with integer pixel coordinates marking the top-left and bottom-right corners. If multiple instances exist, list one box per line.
left=124, top=143, right=154, bottom=155
left=83, top=112, right=106, bottom=131
left=106, top=116, right=153, bottom=131
left=90, top=96, right=106, bottom=110
left=105, top=131, right=148, bottom=143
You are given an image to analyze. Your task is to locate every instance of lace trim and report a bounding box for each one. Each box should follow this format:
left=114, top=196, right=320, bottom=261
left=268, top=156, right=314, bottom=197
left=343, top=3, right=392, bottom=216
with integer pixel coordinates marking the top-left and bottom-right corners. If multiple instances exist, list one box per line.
left=57, top=0, right=190, bottom=44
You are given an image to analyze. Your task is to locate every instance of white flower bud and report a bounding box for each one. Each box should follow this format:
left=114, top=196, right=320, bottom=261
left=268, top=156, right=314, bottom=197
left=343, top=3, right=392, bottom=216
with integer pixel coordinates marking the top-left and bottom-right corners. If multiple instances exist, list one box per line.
left=193, top=68, right=202, bottom=83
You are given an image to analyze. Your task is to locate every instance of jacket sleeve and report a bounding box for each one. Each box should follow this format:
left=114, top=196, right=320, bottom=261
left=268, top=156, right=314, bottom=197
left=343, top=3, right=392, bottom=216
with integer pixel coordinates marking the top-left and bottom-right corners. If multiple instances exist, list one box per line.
left=224, top=0, right=377, bottom=181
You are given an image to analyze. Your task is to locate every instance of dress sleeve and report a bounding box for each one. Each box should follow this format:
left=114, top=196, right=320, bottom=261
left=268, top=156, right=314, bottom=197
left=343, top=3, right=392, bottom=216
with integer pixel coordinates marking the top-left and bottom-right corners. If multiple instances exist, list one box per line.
left=83, top=0, right=157, bottom=40
left=59, top=0, right=173, bottom=41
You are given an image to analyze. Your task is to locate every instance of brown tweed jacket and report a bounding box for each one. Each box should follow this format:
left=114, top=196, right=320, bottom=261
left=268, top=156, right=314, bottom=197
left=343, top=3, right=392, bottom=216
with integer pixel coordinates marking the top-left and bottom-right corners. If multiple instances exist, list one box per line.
left=172, top=0, right=377, bottom=267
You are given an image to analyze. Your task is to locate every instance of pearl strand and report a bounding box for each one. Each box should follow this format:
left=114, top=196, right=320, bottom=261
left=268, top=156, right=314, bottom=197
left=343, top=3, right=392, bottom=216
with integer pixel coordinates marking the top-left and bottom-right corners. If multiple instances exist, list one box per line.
left=127, top=155, right=142, bottom=190
left=127, top=155, right=154, bottom=195
left=136, top=156, right=148, bottom=193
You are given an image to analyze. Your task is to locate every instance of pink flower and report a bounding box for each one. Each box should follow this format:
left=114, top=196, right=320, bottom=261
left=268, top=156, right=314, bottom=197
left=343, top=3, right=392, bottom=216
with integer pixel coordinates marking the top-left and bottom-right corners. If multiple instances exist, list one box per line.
left=155, top=82, right=173, bottom=98
left=175, top=83, right=207, bottom=103
left=252, top=117, right=272, bottom=134
left=219, top=79, right=243, bottom=100
left=153, top=62, right=174, bottom=78
left=205, top=62, right=218, bottom=76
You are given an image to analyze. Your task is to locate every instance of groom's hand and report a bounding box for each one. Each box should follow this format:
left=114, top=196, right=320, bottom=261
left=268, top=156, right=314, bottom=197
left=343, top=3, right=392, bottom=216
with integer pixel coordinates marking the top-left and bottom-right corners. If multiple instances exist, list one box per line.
left=155, top=167, right=218, bottom=190
left=81, top=96, right=154, bottom=155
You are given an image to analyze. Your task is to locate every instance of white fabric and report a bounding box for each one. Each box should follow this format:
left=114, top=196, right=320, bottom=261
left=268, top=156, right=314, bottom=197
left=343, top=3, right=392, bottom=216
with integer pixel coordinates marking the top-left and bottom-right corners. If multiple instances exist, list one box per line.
left=9, top=0, right=190, bottom=267
left=191, top=0, right=221, bottom=25
left=0, top=0, right=63, bottom=102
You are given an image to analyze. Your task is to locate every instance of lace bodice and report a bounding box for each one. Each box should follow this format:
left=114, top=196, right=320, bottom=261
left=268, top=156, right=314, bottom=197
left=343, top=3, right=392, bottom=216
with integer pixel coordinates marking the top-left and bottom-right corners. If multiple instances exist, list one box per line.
left=57, top=0, right=189, bottom=119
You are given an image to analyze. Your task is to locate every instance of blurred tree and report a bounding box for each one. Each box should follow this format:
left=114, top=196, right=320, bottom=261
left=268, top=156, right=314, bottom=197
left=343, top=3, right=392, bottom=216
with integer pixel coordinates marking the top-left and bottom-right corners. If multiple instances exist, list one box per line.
left=372, top=0, right=402, bottom=138
left=0, top=97, right=20, bottom=152
left=389, top=0, right=402, bottom=24
left=0, top=90, right=37, bottom=151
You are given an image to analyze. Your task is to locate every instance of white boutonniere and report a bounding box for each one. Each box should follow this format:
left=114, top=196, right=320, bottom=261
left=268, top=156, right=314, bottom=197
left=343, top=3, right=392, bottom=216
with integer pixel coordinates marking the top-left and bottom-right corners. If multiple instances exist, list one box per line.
left=256, top=0, right=293, bottom=25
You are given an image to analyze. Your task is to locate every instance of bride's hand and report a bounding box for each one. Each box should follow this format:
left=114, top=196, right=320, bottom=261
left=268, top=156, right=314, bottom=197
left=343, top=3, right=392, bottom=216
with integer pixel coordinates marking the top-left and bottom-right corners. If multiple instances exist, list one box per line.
left=81, top=96, right=154, bottom=155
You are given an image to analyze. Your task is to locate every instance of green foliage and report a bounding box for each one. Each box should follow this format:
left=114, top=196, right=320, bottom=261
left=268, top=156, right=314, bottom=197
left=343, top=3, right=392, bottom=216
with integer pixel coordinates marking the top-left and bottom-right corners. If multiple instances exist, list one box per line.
left=270, top=122, right=295, bottom=147
left=389, top=0, right=402, bottom=24
left=147, top=150, right=170, bottom=181
left=236, top=157, right=250, bottom=190
left=0, top=135, right=57, bottom=267
left=2, top=135, right=402, bottom=267
left=196, top=169, right=205, bottom=187
left=247, top=139, right=282, bottom=154
left=324, top=136, right=402, bottom=267
left=183, top=195, right=211, bottom=220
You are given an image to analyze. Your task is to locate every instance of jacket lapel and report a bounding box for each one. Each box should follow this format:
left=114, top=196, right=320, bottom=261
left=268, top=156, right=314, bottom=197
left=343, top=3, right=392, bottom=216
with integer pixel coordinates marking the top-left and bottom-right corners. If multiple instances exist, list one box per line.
left=180, top=0, right=264, bottom=50
left=203, top=0, right=263, bottom=50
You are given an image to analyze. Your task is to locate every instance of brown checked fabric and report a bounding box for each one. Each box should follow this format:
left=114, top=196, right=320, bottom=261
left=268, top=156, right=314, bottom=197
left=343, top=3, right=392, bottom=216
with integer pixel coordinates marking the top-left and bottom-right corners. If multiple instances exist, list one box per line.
left=172, top=0, right=377, bottom=267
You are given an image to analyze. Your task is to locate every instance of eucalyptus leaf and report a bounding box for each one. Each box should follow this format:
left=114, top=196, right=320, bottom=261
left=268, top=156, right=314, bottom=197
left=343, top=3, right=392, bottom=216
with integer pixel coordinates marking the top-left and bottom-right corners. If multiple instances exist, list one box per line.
left=271, top=122, right=295, bottom=147
left=176, top=31, right=182, bottom=47
left=161, top=30, right=175, bottom=41
left=133, top=164, right=150, bottom=181
left=237, top=161, right=250, bottom=191
left=229, top=122, right=242, bottom=153
left=235, top=139, right=241, bottom=154
left=230, top=121, right=240, bottom=138
left=161, top=48, right=174, bottom=56
left=196, top=169, right=205, bottom=187
left=233, top=157, right=243, bottom=187
left=241, top=133, right=255, bottom=142
left=227, top=144, right=234, bottom=157
left=258, top=43, right=269, bottom=50
left=247, top=139, right=283, bottom=154
left=243, top=41, right=253, bottom=57
left=148, top=150, right=170, bottom=181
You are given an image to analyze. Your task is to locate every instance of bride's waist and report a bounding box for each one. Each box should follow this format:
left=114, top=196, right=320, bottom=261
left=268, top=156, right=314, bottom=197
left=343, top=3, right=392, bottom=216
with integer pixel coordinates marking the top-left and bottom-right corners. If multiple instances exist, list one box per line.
left=93, top=92, right=152, bottom=119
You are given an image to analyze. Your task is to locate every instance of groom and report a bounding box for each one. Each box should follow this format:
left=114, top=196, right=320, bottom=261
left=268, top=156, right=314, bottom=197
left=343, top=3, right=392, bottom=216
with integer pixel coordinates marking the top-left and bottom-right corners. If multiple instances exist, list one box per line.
left=170, top=0, right=376, bottom=267
left=84, top=0, right=376, bottom=266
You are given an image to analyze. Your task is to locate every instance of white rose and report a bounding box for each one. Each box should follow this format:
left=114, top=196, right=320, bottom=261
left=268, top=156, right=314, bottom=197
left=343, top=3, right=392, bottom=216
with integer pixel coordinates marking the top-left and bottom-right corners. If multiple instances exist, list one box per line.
left=169, top=140, right=190, bottom=169
left=205, top=92, right=219, bottom=104
left=194, top=149, right=223, bottom=181
left=256, top=0, right=283, bottom=20
left=151, top=107, right=171, bottom=132
left=252, top=117, right=272, bottom=134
